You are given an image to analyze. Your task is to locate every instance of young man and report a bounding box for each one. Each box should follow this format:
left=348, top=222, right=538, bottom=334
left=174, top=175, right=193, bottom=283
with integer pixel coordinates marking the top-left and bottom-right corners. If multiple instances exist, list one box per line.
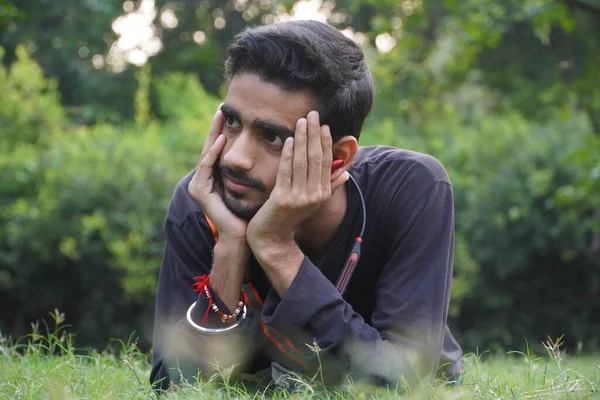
left=150, top=20, right=463, bottom=391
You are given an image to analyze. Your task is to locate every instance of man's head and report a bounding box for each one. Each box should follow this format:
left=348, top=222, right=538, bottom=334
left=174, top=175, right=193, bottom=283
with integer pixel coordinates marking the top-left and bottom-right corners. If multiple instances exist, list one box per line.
left=224, top=20, right=374, bottom=142
left=215, top=20, right=374, bottom=220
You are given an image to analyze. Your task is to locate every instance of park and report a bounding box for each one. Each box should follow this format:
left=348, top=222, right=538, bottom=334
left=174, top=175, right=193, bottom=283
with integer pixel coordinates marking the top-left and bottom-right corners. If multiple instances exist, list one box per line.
left=1, top=0, right=599, bottom=398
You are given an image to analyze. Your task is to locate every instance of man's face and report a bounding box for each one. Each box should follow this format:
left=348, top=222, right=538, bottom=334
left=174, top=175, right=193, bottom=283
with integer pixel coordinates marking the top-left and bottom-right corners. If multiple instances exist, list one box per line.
left=214, top=73, right=318, bottom=221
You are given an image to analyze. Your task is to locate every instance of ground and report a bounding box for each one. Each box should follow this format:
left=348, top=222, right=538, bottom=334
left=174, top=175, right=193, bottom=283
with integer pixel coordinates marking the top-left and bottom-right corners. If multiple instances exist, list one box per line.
left=1, top=331, right=598, bottom=399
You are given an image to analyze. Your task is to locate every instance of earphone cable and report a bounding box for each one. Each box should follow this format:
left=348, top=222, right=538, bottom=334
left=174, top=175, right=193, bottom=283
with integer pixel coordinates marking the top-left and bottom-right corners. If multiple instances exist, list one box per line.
left=347, top=173, right=366, bottom=239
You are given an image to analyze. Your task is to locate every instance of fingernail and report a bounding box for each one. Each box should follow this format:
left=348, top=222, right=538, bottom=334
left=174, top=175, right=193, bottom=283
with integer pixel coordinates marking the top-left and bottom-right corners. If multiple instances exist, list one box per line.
left=298, top=118, right=306, bottom=131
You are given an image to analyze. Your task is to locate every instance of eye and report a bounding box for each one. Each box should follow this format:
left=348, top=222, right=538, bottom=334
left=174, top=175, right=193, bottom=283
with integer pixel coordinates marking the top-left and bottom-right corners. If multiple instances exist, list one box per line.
left=265, top=131, right=284, bottom=146
left=225, top=116, right=240, bottom=129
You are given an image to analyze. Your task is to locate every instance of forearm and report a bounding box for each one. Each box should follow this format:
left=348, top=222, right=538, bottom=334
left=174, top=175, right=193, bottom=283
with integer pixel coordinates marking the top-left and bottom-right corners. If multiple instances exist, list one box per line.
left=209, top=237, right=250, bottom=311
left=153, top=237, right=258, bottom=387
left=155, top=307, right=261, bottom=387
left=260, top=259, right=446, bottom=386
left=151, top=224, right=256, bottom=389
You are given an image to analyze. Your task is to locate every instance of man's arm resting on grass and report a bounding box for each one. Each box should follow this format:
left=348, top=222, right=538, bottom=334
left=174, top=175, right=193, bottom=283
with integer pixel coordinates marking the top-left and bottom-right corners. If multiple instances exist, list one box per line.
left=150, top=218, right=259, bottom=391
left=256, top=181, right=462, bottom=387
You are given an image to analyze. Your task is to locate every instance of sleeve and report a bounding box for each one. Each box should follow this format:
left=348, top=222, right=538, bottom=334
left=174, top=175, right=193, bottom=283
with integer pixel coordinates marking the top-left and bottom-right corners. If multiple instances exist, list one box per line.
left=150, top=215, right=260, bottom=392
left=260, top=180, right=456, bottom=388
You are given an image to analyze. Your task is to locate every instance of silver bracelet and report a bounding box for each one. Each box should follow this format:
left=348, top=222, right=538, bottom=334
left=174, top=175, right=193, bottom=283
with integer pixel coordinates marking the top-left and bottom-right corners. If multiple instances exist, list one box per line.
left=186, top=301, right=247, bottom=334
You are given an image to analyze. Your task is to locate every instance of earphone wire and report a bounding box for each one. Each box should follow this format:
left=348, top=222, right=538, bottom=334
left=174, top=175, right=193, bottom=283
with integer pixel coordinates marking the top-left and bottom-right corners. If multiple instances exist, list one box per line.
left=348, top=173, right=366, bottom=239
left=334, top=172, right=366, bottom=295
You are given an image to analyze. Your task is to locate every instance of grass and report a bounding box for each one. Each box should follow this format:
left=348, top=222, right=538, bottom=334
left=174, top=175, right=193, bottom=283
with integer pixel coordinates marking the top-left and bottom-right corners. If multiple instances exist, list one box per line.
left=1, top=314, right=599, bottom=399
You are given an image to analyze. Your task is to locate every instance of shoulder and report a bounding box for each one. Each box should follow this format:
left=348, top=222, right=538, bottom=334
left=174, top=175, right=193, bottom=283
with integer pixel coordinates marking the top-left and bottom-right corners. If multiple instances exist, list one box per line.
left=352, top=145, right=450, bottom=186
left=351, top=146, right=453, bottom=245
left=350, top=146, right=451, bottom=210
left=164, top=169, right=216, bottom=251
left=166, top=169, right=202, bottom=227
left=162, top=171, right=216, bottom=274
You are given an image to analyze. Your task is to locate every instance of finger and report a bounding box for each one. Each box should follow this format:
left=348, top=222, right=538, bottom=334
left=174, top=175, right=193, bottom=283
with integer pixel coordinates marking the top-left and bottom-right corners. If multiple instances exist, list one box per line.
left=200, top=107, right=225, bottom=159
left=275, top=137, right=294, bottom=195
left=196, top=135, right=226, bottom=186
left=320, top=124, right=333, bottom=195
left=331, top=171, right=350, bottom=193
left=307, top=111, right=323, bottom=193
left=292, top=118, right=308, bottom=194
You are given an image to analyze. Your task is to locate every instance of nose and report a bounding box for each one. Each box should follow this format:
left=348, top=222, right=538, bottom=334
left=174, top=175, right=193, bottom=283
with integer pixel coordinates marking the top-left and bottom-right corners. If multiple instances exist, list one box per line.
left=221, top=130, right=255, bottom=171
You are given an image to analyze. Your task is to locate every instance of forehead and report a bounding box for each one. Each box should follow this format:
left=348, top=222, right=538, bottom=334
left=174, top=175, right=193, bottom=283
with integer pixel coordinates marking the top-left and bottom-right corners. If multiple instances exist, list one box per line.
left=224, top=73, right=318, bottom=129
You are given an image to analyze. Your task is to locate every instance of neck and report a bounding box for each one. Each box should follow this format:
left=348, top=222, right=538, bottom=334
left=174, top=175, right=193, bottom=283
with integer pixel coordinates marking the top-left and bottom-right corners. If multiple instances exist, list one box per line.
left=294, top=182, right=348, bottom=262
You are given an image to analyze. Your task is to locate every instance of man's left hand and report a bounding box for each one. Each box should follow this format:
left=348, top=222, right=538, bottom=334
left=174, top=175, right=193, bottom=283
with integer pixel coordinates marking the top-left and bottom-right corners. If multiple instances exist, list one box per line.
left=246, top=111, right=348, bottom=278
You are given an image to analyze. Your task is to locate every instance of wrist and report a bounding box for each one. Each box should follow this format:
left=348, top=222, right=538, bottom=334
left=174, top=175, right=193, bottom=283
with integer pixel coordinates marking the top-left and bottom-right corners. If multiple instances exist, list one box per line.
left=252, top=240, right=303, bottom=270
left=252, top=241, right=304, bottom=297
left=247, top=228, right=293, bottom=256
left=212, top=240, right=250, bottom=279
left=210, top=238, right=250, bottom=312
left=215, top=236, right=249, bottom=257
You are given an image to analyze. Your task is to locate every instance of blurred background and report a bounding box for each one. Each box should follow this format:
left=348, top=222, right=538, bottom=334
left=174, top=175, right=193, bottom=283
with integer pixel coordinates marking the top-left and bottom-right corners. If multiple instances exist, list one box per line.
left=1, top=0, right=599, bottom=355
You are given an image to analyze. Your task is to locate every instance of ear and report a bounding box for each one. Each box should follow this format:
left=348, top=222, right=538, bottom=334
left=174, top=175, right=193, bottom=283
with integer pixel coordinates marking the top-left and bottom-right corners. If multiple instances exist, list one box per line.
left=331, top=135, right=358, bottom=181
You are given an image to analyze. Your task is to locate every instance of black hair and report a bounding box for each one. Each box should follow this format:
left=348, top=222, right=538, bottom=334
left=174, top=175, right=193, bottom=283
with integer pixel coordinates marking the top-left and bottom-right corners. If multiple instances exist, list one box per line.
left=224, top=20, right=374, bottom=142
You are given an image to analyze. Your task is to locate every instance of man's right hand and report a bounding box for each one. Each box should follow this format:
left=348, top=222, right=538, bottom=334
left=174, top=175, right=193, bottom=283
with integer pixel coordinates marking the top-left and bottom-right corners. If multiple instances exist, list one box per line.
left=188, top=107, right=248, bottom=243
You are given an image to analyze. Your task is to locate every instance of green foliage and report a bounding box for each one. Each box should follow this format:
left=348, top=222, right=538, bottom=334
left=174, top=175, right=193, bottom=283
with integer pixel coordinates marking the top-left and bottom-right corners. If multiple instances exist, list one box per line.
left=0, top=1, right=20, bottom=34
left=0, top=46, right=64, bottom=150
left=2, top=0, right=599, bottom=134
left=444, top=112, right=600, bottom=351
left=0, top=0, right=136, bottom=123
left=154, top=72, right=221, bottom=123
left=154, top=72, right=221, bottom=164
left=134, top=64, right=152, bottom=128
left=0, top=52, right=220, bottom=349
left=0, top=45, right=66, bottom=324
left=2, top=122, right=171, bottom=346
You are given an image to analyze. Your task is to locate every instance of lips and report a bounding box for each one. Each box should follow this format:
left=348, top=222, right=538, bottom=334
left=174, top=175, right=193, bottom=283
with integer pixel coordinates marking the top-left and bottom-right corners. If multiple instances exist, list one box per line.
left=223, top=176, right=253, bottom=193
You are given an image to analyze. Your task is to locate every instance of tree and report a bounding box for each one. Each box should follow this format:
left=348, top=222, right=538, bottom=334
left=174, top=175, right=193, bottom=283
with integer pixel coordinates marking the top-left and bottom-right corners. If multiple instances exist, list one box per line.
left=0, top=0, right=135, bottom=123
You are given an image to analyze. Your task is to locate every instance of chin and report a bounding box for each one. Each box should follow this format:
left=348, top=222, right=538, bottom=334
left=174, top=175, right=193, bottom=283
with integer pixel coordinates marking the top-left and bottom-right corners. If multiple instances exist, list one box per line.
left=222, top=192, right=262, bottom=221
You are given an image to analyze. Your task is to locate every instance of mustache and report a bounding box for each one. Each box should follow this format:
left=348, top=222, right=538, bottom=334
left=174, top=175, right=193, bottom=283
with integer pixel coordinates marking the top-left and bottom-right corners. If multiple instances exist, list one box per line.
left=217, top=165, right=266, bottom=192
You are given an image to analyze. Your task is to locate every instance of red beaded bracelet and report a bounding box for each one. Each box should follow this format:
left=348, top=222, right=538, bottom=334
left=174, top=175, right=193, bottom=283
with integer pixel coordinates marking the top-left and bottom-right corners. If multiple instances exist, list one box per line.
left=203, top=285, right=244, bottom=324
left=192, top=274, right=244, bottom=325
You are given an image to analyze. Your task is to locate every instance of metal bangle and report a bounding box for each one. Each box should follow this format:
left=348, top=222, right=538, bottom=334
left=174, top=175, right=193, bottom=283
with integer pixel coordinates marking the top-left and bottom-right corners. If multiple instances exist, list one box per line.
left=186, top=301, right=247, bottom=334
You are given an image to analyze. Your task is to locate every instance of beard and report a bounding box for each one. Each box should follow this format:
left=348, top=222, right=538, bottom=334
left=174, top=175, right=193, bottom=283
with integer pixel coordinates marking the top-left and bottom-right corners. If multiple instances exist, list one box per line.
left=214, top=164, right=266, bottom=221
left=220, top=188, right=262, bottom=221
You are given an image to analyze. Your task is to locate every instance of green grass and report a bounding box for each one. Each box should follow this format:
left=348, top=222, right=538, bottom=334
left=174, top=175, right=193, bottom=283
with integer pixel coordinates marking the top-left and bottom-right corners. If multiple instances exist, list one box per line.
left=1, top=318, right=599, bottom=399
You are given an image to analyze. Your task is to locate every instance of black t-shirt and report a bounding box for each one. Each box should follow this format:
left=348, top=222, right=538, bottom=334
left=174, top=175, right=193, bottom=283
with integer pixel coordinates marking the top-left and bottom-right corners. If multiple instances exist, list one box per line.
left=150, top=145, right=463, bottom=390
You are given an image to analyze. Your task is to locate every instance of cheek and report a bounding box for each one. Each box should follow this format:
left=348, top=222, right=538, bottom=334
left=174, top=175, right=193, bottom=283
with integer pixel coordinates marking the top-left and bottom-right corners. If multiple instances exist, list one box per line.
left=218, top=135, right=235, bottom=162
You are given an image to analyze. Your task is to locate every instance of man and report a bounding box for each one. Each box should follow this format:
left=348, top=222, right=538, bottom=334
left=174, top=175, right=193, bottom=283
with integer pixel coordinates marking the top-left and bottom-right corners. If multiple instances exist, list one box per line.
left=150, top=20, right=463, bottom=392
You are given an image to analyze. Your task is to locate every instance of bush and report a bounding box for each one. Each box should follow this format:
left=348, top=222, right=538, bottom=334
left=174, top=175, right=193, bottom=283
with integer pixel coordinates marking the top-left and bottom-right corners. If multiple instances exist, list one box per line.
left=446, top=112, right=600, bottom=351
left=0, top=53, right=219, bottom=349
left=0, top=46, right=65, bottom=150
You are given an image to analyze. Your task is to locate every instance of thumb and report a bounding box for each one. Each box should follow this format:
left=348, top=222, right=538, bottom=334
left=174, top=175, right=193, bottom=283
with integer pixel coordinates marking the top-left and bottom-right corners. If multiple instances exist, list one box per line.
left=331, top=171, right=350, bottom=192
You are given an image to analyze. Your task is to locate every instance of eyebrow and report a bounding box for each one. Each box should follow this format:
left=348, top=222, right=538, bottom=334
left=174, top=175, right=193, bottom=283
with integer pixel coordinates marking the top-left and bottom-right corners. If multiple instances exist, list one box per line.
left=221, top=104, right=295, bottom=139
